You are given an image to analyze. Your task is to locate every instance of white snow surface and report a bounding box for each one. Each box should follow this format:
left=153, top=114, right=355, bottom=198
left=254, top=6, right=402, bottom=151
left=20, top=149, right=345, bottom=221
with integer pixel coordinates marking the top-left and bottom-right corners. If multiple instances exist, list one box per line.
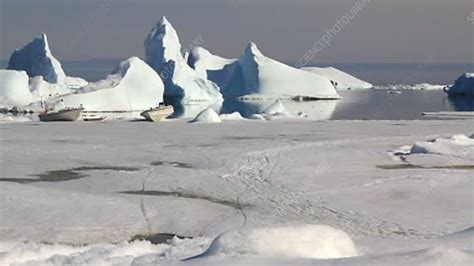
left=445, top=73, right=474, bottom=96
left=144, top=17, right=222, bottom=103
left=203, top=224, right=358, bottom=259
left=301, top=67, right=373, bottom=90
left=190, top=108, right=221, bottom=123
left=0, top=119, right=472, bottom=265
left=7, top=33, right=66, bottom=85
left=53, top=57, right=164, bottom=111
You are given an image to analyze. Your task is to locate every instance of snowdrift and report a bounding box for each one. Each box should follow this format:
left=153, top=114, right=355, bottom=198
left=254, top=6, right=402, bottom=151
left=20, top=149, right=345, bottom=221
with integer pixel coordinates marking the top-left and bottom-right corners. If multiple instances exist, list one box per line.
left=55, top=57, right=164, bottom=111
left=7, top=33, right=66, bottom=85
left=445, top=73, right=474, bottom=96
left=201, top=224, right=358, bottom=259
left=301, top=67, right=372, bottom=90
left=144, top=17, right=222, bottom=103
left=189, top=44, right=340, bottom=100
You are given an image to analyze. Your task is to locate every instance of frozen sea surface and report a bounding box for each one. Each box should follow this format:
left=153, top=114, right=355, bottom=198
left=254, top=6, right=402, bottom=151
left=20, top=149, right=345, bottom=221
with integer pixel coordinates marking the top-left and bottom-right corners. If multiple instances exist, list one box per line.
left=0, top=119, right=472, bottom=264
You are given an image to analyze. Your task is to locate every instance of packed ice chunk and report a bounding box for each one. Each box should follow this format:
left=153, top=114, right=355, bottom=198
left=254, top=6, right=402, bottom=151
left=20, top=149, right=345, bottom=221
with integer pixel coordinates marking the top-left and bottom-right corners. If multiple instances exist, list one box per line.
left=49, top=57, right=164, bottom=111
left=7, top=33, right=66, bottom=85
left=144, top=17, right=222, bottom=103
left=190, top=108, right=221, bottom=123
left=445, top=73, right=474, bottom=96
left=202, top=224, right=358, bottom=259
left=301, top=67, right=373, bottom=90
left=0, top=70, right=35, bottom=106
left=238, top=43, right=340, bottom=99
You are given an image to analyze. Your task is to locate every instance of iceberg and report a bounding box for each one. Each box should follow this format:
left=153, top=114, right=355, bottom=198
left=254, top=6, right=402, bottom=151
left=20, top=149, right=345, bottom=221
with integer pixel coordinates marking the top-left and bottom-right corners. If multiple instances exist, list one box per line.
left=444, top=73, right=474, bottom=96
left=0, top=70, right=35, bottom=107
left=301, top=67, right=373, bottom=90
left=144, top=17, right=222, bottom=103
left=189, top=43, right=340, bottom=99
left=238, top=43, right=340, bottom=99
left=49, top=57, right=164, bottom=112
left=188, top=47, right=245, bottom=98
left=7, top=33, right=66, bottom=85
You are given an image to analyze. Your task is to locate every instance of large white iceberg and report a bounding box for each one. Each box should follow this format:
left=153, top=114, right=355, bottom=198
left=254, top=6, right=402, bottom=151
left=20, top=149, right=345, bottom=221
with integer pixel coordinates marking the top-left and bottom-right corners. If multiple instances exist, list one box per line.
left=444, top=73, right=474, bottom=96
left=50, top=57, right=164, bottom=111
left=301, top=66, right=373, bottom=90
left=0, top=70, right=35, bottom=106
left=7, top=33, right=66, bottom=85
left=189, top=43, right=340, bottom=99
left=188, top=47, right=245, bottom=98
left=144, top=17, right=222, bottom=103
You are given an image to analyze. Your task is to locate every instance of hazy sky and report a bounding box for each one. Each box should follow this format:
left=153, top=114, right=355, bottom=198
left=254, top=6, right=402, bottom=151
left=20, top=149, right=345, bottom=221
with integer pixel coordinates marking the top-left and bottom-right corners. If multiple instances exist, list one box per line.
left=1, top=0, right=473, bottom=63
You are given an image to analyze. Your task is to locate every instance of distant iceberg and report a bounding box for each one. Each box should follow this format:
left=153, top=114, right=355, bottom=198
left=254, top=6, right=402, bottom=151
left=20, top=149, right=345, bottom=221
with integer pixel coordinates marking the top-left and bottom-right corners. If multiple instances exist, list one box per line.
left=301, top=67, right=372, bottom=90
left=45, top=57, right=164, bottom=112
left=144, top=17, right=222, bottom=103
left=7, top=33, right=66, bottom=85
left=444, top=73, right=474, bottom=96
left=189, top=43, right=340, bottom=100
left=374, top=83, right=446, bottom=91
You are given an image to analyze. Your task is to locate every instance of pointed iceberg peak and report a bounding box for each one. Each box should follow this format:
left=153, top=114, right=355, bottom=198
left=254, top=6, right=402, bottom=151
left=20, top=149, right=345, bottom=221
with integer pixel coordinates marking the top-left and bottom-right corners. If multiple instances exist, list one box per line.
left=244, top=42, right=264, bottom=58
left=8, top=33, right=66, bottom=84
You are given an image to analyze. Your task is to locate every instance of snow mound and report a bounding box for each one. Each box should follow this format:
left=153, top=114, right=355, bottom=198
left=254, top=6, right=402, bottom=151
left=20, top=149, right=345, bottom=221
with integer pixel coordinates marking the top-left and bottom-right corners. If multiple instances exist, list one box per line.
left=7, top=33, right=66, bottom=85
left=445, top=73, right=474, bottom=96
left=144, top=17, right=222, bottom=103
left=262, top=99, right=293, bottom=118
left=410, top=134, right=474, bottom=159
left=52, top=57, right=164, bottom=111
left=374, top=84, right=446, bottom=91
left=392, top=134, right=474, bottom=166
left=0, top=70, right=35, bottom=106
left=202, top=224, right=358, bottom=259
left=238, top=43, right=340, bottom=99
left=191, top=108, right=222, bottom=123
left=301, top=67, right=372, bottom=90
left=219, top=112, right=244, bottom=121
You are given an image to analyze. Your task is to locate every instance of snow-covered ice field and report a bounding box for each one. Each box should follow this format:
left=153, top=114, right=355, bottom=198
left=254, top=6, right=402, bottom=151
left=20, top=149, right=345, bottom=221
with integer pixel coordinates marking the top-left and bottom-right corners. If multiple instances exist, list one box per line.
left=0, top=118, right=473, bottom=265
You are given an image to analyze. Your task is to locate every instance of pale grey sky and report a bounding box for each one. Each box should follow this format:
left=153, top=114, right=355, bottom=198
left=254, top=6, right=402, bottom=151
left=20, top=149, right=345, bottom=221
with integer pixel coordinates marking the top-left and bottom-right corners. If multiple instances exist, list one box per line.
left=1, top=0, right=473, bottom=63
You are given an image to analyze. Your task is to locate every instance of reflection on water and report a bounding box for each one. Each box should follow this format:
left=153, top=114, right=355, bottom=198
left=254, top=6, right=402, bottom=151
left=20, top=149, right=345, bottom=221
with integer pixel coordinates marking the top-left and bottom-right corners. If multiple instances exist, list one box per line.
left=221, top=99, right=338, bottom=120
left=332, top=90, right=474, bottom=120
left=447, top=96, right=474, bottom=112
left=170, top=90, right=474, bottom=121
left=7, top=91, right=473, bottom=121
